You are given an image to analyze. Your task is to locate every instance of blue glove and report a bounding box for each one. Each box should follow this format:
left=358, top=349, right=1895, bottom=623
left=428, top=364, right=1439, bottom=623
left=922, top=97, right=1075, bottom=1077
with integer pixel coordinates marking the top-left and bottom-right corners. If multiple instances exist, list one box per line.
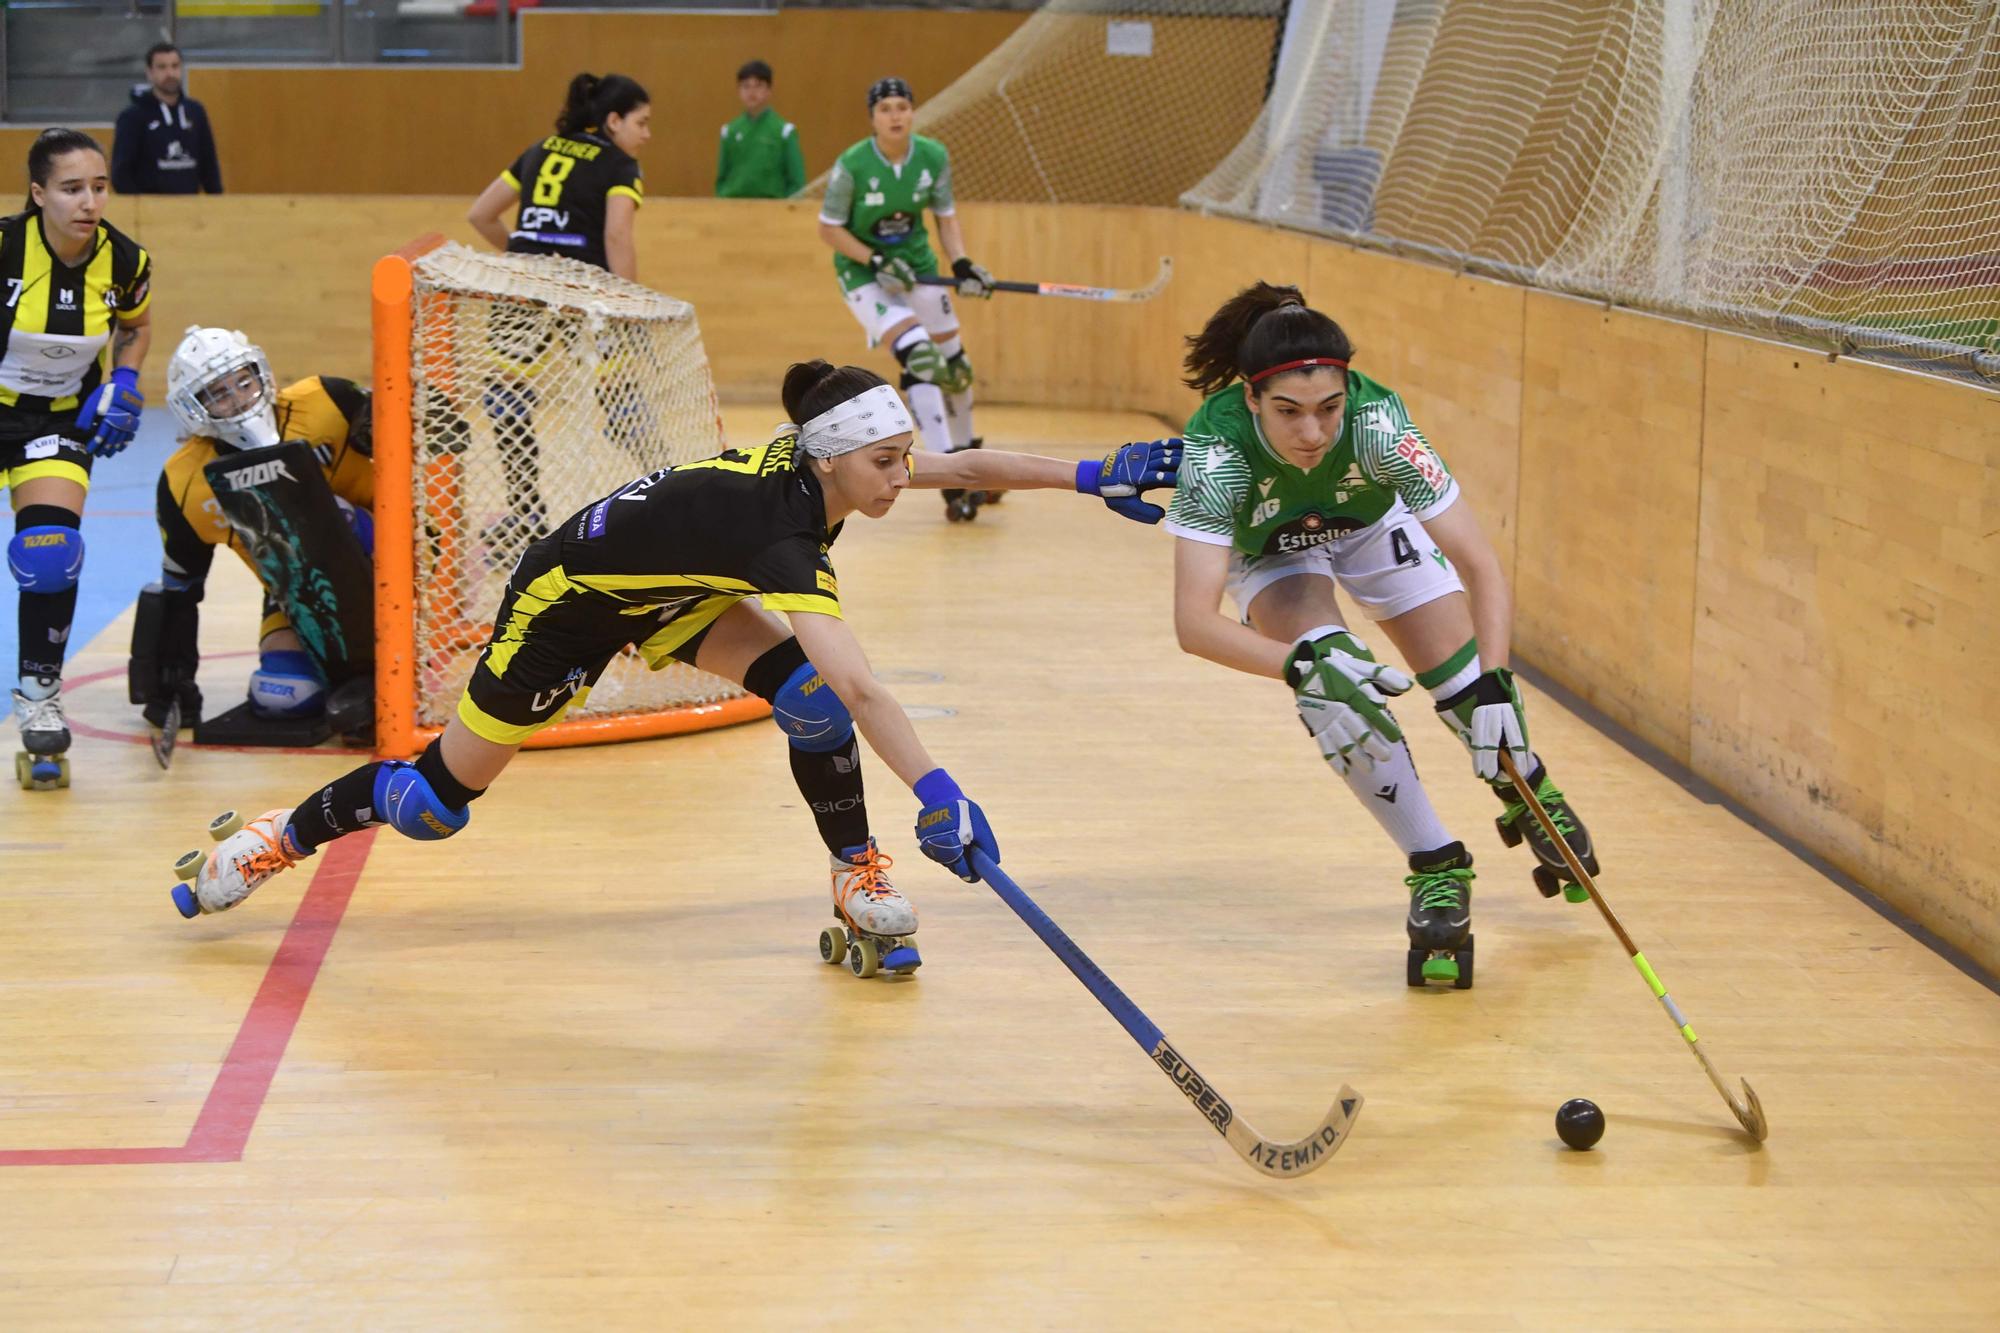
left=76, top=366, right=143, bottom=459
left=1075, top=438, right=1183, bottom=524
left=913, top=768, right=1000, bottom=883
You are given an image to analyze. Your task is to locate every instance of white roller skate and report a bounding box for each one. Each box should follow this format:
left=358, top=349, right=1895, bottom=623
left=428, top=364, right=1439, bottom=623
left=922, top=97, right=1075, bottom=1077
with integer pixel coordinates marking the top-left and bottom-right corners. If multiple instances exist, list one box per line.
left=12, top=679, right=70, bottom=790
left=817, top=837, right=921, bottom=978
left=170, top=808, right=311, bottom=919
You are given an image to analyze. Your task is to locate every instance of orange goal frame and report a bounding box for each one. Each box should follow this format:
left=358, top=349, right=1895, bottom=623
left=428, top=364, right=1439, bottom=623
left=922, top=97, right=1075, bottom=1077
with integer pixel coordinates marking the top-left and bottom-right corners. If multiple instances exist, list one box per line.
left=369, top=235, right=768, bottom=758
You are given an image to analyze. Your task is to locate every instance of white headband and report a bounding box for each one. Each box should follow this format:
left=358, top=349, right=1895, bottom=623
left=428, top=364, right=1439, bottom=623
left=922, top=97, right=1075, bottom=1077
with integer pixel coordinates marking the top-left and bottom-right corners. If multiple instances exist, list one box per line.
left=797, top=383, right=914, bottom=458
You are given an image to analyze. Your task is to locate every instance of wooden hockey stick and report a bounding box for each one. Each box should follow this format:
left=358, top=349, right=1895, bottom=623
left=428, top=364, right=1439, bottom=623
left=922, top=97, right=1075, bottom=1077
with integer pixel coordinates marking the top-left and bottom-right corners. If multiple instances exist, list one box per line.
left=969, top=850, right=1361, bottom=1178
left=916, top=256, right=1173, bottom=303
left=1498, top=752, right=1768, bottom=1142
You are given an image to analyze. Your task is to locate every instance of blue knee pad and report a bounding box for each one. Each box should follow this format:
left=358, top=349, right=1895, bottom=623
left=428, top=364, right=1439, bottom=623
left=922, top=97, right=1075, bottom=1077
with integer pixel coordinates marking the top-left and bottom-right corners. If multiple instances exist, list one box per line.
left=372, top=760, right=471, bottom=841
left=772, top=660, right=853, bottom=753
left=8, top=526, right=84, bottom=594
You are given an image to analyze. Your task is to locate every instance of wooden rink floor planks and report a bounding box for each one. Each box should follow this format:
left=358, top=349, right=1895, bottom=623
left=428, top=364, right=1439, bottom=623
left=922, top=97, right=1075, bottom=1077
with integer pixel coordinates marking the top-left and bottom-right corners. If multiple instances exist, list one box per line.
left=2, top=405, right=1996, bottom=1329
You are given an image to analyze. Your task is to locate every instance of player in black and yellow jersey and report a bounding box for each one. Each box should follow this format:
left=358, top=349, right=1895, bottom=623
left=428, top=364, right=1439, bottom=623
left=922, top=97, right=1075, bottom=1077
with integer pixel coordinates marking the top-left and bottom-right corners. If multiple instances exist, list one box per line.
left=4, top=128, right=153, bottom=789
left=135, top=326, right=371, bottom=736
left=167, top=361, right=1181, bottom=982
left=467, top=72, right=650, bottom=280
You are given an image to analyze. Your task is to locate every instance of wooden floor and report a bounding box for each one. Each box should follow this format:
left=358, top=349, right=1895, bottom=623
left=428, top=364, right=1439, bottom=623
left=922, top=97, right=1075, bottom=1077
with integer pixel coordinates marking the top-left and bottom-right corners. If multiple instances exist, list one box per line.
left=3, top=404, right=1996, bottom=1330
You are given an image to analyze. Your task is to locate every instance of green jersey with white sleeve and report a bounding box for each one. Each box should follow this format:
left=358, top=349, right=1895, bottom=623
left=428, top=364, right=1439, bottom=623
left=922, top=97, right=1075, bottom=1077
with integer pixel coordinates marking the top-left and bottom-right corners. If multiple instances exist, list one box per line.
left=818, top=135, right=955, bottom=292
left=1164, top=371, right=1459, bottom=557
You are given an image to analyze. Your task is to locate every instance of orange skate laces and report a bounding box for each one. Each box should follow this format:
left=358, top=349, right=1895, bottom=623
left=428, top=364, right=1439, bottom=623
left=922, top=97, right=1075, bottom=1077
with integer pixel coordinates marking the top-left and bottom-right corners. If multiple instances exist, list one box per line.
left=233, top=815, right=302, bottom=880
left=843, top=845, right=897, bottom=901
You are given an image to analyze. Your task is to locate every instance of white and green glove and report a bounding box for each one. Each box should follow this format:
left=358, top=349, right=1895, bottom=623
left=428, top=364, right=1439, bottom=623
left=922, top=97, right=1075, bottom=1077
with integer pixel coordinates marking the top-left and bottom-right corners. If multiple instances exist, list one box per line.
left=871, top=253, right=918, bottom=296
left=1284, top=626, right=1412, bottom=776
left=1435, top=666, right=1529, bottom=782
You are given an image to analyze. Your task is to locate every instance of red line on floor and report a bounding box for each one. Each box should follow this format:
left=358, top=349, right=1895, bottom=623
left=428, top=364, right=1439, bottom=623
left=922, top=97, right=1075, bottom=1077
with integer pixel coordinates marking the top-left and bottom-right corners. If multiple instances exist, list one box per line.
left=0, top=827, right=379, bottom=1167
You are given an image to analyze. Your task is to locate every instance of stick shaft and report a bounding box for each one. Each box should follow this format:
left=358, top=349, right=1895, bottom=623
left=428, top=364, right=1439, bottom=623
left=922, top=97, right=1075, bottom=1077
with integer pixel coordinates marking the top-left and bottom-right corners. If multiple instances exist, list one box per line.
left=1498, top=752, right=1766, bottom=1139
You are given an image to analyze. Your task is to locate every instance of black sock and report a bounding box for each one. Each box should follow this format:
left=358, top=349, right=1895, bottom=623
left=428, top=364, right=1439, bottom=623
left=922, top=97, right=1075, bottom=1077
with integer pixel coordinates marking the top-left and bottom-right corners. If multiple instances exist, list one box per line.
left=791, top=735, right=869, bottom=857
left=15, top=505, right=79, bottom=680
left=286, top=760, right=389, bottom=854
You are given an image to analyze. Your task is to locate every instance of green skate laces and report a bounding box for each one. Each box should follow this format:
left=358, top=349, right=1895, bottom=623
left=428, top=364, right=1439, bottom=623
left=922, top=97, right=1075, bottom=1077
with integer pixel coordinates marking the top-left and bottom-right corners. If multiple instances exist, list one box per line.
left=1504, top=778, right=1576, bottom=837
left=1405, top=866, right=1472, bottom=909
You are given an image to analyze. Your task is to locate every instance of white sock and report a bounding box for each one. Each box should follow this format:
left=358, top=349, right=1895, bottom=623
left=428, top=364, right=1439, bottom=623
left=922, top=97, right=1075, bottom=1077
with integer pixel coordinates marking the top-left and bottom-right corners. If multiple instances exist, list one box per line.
left=946, top=385, right=974, bottom=450
left=904, top=381, right=950, bottom=453
left=1423, top=643, right=1538, bottom=785
left=1333, top=739, right=1454, bottom=856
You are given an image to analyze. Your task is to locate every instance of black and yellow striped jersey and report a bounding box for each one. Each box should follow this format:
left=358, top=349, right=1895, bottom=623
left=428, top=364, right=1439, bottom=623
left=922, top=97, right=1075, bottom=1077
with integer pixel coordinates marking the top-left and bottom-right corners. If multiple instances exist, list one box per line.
left=0, top=211, right=151, bottom=412
left=501, top=131, right=643, bottom=272
left=156, top=375, right=371, bottom=593
left=552, top=431, right=843, bottom=621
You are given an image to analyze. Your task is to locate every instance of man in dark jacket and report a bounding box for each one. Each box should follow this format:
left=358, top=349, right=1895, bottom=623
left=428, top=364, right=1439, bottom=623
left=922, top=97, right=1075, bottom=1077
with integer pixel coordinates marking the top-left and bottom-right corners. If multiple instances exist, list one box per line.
left=112, top=43, right=223, bottom=195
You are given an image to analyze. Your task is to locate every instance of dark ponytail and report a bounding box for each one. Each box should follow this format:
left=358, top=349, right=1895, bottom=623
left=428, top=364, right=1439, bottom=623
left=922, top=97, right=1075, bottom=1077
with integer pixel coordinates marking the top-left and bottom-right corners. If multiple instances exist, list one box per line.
left=782, top=359, right=888, bottom=424
left=1182, top=280, right=1355, bottom=397
left=24, top=127, right=103, bottom=213
left=555, top=72, right=650, bottom=136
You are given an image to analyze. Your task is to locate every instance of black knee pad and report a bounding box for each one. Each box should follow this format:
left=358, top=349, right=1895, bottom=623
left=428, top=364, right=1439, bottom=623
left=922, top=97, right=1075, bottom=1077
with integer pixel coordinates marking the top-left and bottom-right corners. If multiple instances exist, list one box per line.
left=743, top=637, right=811, bottom=704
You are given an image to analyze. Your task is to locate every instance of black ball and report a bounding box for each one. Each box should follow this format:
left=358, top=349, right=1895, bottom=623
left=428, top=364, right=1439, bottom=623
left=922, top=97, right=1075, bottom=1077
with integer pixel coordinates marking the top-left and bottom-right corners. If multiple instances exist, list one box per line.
left=1556, top=1098, right=1605, bottom=1150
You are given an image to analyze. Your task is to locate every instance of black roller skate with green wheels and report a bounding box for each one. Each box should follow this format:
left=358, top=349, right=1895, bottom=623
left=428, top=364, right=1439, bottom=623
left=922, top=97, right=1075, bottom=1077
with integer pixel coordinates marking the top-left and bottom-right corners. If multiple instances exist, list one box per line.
left=1405, top=842, right=1474, bottom=989
left=1494, top=759, right=1597, bottom=902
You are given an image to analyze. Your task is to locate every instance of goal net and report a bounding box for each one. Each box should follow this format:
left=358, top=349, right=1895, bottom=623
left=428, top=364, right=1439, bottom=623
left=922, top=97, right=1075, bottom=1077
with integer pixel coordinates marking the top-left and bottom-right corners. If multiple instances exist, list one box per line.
left=370, top=239, right=763, bottom=756
left=1185, top=0, right=2000, bottom=379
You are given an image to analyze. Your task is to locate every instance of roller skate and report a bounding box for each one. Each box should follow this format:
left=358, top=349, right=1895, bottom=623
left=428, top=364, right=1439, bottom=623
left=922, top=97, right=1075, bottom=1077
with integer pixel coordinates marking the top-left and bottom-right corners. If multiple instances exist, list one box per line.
left=817, top=837, right=921, bottom=978
left=1493, top=759, right=1597, bottom=903
left=13, top=679, right=70, bottom=790
left=1405, top=842, right=1475, bottom=989
left=941, top=488, right=982, bottom=523
left=169, top=808, right=311, bottom=919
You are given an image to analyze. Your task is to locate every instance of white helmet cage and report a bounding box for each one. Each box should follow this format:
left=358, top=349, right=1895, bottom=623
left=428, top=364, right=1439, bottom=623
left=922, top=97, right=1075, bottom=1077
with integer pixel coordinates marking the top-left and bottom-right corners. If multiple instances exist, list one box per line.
left=167, top=325, right=280, bottom=451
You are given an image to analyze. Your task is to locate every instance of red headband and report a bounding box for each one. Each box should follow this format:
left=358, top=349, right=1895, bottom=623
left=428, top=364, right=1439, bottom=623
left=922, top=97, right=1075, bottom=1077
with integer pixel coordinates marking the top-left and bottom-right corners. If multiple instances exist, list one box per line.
left=1248, top=357, right=1349, bottom=385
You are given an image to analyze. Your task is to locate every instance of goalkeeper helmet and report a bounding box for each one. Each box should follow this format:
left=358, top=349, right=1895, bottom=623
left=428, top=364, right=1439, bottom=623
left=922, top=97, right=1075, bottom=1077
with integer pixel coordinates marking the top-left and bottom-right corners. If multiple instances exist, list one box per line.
left=167, top=325, right=279, bottom=451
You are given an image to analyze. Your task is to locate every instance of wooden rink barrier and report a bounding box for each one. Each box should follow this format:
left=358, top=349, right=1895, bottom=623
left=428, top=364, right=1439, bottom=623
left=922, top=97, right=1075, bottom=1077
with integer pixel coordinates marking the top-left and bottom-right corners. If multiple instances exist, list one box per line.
left=110, top=195, right=1999, bottom=974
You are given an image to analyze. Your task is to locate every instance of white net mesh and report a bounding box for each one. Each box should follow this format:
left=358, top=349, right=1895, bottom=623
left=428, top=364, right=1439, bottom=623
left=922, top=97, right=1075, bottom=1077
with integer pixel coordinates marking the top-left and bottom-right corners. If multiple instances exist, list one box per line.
left=406, top=243, right=740, bottom=730
left=1185, top=0, right=2000, bottom=378
left=805, top=0, right=1287, bottom=205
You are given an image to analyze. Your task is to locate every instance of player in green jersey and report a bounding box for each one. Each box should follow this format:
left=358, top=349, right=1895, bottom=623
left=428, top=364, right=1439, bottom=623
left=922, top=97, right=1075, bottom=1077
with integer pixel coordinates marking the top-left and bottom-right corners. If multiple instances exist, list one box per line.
left=816, top=76, right=998, bottom=522
left=1165, top=282, right=1598, bottom=989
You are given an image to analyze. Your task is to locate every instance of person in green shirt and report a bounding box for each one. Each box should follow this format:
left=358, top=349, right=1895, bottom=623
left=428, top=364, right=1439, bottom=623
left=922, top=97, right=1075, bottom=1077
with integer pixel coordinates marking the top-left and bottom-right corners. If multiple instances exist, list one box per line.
left=715, top=60, right=805, bottom=200
left=1164, top=281, right=1598, bottom=990
left=817, top=76, right=999, bottom=522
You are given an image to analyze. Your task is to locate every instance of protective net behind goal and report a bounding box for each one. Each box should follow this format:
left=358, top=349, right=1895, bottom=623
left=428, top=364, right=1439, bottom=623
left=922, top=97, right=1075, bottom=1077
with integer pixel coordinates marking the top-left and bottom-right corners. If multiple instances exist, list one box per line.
left=374, top=241, right=756, bottom=751
left=1184, top=0, right=2000, bottom=379
left=807, top=1, right=1288, bottom=206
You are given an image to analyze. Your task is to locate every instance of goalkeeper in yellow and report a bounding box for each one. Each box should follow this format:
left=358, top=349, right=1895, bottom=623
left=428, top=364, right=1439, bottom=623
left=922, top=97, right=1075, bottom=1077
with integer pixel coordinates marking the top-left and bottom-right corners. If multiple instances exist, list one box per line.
left=165, top=360, right=1181, bottom=982
left=136, top=326, right=372, bottom=737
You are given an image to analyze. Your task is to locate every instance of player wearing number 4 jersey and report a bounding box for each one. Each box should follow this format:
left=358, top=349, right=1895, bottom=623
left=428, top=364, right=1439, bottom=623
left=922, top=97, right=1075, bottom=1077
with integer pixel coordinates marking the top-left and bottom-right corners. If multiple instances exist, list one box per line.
left=818, top=77, right=997, bottom=521
left=165, top=359, right=1180, bottom=982
left=1164, top=283, right=1596, bottom=989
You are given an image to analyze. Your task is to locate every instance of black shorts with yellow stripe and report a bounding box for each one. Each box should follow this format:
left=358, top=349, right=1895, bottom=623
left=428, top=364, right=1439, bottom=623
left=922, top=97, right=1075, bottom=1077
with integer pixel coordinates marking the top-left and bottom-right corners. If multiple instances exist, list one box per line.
left=0, top=406, right=93, bottom=494
left=456, top=541, right=747, bottom=745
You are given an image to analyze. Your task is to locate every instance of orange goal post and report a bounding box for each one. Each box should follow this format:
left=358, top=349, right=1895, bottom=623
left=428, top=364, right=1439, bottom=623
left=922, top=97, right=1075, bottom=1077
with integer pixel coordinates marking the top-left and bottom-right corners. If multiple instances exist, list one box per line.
left=369, top=235, right=768, bottom=758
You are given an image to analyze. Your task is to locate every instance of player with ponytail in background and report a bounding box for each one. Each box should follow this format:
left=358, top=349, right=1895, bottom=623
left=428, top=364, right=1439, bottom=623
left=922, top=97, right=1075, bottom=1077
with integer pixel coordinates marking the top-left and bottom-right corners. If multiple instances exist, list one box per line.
left=3, top=128, right=153, bottom=789
left=818, top=77, right=998, bottom=522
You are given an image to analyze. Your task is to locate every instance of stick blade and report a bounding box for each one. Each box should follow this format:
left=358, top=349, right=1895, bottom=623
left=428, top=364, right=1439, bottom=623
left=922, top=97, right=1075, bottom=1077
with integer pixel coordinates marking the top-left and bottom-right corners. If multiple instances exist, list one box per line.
left=1735, top=1078, right=1769, bottom=1142
left=1223, top=1084, right=1363, bottom=1179
left=150, top=700, right=180, bottom=770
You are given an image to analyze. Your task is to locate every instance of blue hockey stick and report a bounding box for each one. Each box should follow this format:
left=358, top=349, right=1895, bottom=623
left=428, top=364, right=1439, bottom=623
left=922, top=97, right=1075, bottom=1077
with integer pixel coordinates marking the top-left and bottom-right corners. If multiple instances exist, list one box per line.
left=970, top=850, right=1362, bottom=1179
